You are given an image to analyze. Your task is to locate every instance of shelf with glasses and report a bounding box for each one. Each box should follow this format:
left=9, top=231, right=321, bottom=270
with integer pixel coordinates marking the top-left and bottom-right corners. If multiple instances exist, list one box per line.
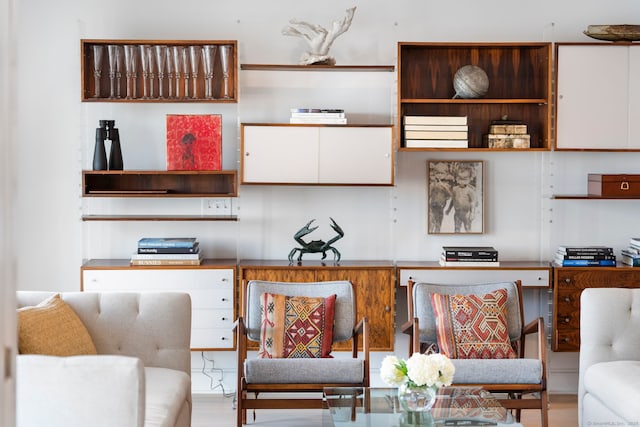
left=82, top=170, right=237, bottom=197
left=397, top=42, right=552, bottom=151
left=81, top=39, right=237, bottom=102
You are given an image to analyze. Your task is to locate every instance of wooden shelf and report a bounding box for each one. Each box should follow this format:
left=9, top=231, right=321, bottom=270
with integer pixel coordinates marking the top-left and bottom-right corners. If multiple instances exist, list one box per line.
left=81, top=39, right=237, bottom=102
left=553, top=195, right=640, bottom=200
left=82, top=214, right=238, bottom=221
left=240, top=64, right=394, bottom=72
left=397, top=42, right=552, bottom=151
left=82, top=170, right=237, bottom=197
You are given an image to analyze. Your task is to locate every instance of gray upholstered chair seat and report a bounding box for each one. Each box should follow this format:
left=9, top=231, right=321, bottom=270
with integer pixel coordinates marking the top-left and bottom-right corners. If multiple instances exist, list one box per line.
left=452, top=358, right=542, bottom=384
left=244, top=358, right=365, bottom=384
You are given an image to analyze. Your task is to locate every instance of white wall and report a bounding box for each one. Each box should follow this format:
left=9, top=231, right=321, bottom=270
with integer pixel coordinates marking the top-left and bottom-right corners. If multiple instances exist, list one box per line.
left=12, top=0, right=640, bottom=395
left=1, top=0, right=17, bottom=423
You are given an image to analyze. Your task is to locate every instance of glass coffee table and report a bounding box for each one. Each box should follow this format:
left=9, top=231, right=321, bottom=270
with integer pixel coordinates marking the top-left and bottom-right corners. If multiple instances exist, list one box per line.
left=323, top=386, right=524, bottom=426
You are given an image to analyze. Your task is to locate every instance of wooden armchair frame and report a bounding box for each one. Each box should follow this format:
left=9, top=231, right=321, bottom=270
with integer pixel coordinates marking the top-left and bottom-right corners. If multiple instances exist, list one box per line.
left=234, top=280, right=370, bottom=427
left=401, top=279, right=548, bottom=427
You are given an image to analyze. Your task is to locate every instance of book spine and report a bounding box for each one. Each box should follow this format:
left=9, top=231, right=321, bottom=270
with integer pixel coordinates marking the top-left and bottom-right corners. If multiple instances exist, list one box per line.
left=439, top=260, right=500, bottom=267
left=138, top=240, right=197, bottom=248
left=289, top=117, right=347, bottom=124
left=405, top=130, right=468, bottom=140
left=404, top=139, right=468, bottom=148
left=556, top=259, right=616, bottom=266
left=443, top=257, right=499, bottom=262
left=444, top=250, right=498, bottom=257
left=404, top=124, right=469, bottom=132
left=290, top=108, right=344, bottom=113
left=559, top=254, right=616, bottom=260
left=403, top=115, right=468, bottom=126
left=290, top=112, right=346, bottom=118
left=130, top=259, right=201, bottom=266
left=131, top=253, right=201, bottom=260
left=138, top=246, right=199, bottom=254
left=621, top=255, right=640, bottom=266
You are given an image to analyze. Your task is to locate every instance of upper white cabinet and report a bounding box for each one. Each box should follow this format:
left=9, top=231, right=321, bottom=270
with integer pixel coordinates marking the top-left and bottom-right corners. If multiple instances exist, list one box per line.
left=241, top=124, right=393, bottom=185
left=555, top=43, right=640, bottom=150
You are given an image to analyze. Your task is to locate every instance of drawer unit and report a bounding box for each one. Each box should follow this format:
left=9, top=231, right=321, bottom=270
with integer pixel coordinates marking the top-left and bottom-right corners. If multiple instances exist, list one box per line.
left=588, top=174, right=640, bottom=198
left=553, top=266, right=640, bottom=351
left=81, top=259, right=236, bottom=350
left=397, top=262, right=551, bottom=288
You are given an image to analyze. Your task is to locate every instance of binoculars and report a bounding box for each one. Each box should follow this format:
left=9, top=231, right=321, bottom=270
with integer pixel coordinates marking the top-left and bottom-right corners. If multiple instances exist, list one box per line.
left=92, top=119, right=123, bottom=170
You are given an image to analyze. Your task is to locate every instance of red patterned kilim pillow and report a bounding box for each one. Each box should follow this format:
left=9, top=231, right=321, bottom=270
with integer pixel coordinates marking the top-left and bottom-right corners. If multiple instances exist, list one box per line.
left=430, top=289, right=516, bottom=359
left=258, top=293, right=336, bottom=358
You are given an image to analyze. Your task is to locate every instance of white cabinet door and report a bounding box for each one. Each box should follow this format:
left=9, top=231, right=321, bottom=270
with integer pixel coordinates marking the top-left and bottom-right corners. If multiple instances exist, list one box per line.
left=318, top=127, right=393, bottom=184
left=556, top=45, right=635, bottom=149
left=241, top=124, right=393, bottom=184
left=82, top=268, right=235, bottom=350
left=242, top=125, right=318, bottom=183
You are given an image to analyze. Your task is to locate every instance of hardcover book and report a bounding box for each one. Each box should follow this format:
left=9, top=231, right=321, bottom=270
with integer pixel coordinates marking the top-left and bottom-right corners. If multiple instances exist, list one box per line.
left=137, top=237, right=198, bottom=248
left=166, top=114, right=222, bottom=171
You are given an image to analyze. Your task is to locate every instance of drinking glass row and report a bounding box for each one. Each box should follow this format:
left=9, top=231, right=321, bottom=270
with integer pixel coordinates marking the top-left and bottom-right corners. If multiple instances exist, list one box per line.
left=91, top=44, right=234, bottom=100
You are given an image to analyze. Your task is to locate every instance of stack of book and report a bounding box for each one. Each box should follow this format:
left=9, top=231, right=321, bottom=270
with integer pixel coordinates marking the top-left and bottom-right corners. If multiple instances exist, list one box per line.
left=484, top=120, right=530, bottom=149
left=403, top=116, right=468, bottom=148
left=131, top=237, right=202, bottom=266
left=439, top=246, right=499, bottom=267
left=554, top=245, right=616, bottom=267
left=621, top=237, right=640, bottom=266
left=289, top=108, right=347, bottom=124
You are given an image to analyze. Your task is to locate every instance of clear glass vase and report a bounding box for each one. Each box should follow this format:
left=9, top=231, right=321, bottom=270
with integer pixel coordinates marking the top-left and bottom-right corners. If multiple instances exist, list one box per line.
left=397, top=383, right=437, bottom=412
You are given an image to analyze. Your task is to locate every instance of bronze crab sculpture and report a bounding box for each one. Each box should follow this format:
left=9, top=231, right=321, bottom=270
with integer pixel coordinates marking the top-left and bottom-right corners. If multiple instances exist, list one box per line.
left=288, top=217, right=344, bottom=263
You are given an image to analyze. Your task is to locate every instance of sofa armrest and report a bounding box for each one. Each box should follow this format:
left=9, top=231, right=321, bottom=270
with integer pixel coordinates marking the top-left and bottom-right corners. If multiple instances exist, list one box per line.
left=17, top=355, right=145, bottom=427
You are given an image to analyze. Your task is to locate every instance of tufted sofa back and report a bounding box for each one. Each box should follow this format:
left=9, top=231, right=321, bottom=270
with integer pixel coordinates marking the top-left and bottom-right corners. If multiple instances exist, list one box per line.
left=17, top=291, right=192, bottom=375
left=579, top=288, right=640, bottom=423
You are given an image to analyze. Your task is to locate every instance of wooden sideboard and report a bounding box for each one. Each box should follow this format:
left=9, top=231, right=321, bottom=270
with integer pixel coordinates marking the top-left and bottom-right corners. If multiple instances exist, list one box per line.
left=238, top=260, right=396, bottom=351
left=553, top=265, right=640, bottom=351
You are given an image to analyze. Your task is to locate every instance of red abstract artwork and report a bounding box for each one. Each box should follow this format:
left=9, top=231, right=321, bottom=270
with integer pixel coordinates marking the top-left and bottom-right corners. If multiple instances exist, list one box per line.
left=166, top=114, right=222, bottom=170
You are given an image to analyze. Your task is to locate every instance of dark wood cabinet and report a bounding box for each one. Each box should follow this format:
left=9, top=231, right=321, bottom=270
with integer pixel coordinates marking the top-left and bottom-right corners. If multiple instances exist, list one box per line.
left=397, top=42, right=552, bottom=151
left=238, top=260, right=396, bottom=351
left=553, top=265, right=640, bottom=351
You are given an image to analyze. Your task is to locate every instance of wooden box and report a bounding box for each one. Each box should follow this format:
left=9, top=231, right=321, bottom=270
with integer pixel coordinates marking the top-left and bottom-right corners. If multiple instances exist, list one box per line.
left=588, top=174, right=640, bottom=197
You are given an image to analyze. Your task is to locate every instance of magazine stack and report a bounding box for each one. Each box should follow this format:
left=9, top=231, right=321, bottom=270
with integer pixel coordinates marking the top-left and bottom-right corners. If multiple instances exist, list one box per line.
left=554, top=245, right=616, bottom=267
left=439, top=246, right=499, bottom=267
left=131, top=237, right=202, bottom=266
left=289, top=108, right=346, bottom=124
left=621, top=237, right=640, bottom=266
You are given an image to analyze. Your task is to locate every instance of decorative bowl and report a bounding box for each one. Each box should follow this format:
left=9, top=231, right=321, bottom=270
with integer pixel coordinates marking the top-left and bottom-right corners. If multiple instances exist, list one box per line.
left=453, top=65, right=489, bottom=99
left=583, top=25, right=640, bottom=42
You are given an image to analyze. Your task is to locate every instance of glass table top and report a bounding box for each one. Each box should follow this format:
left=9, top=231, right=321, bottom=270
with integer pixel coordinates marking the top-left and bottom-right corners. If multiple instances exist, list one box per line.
left=323, top=387, right=523, bottom=427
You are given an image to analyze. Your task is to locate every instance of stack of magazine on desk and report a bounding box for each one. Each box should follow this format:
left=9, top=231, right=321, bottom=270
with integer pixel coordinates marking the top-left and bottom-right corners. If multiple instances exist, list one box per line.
left=554, top=245, right=616, bottom=267
left=131, top=237, right=202, bottom=266
left=439, top=246, right=499, bottom=267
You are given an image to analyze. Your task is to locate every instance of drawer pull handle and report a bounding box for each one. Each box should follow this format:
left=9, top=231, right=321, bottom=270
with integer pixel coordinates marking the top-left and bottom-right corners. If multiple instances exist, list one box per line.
left=564, top=317, right=570, bottom=323
left=221, top=298, right=228, bottom=302
left=221, top=337, right=227, bottom=340
left=221, top=278, right=228, bottom=282
left=564, top=278, right=571, bottom=284
left=221, top=317, right=227, bottom=321
left=564, top=297, right=571, bottom=303
left=621, top=181, right=630, bottom=191
left=384, top=306, right=391, bottom=312
left=563, top=337, right=570, bottom=343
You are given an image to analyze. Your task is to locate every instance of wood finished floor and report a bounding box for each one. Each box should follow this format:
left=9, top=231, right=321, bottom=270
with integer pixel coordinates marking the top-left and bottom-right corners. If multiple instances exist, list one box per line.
left=192, top=393, right=578, bottom=427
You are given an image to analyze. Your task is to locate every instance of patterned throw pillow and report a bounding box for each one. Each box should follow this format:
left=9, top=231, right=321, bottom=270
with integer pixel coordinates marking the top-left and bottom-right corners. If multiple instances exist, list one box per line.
left=430, top=289, right=516, bottom=359
left=258, top=293, right=336, bottom=358
left=18, top=294, right=98, bottom=356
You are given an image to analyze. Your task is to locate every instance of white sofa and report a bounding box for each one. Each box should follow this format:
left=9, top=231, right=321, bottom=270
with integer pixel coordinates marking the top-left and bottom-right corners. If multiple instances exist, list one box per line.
left=579, top=287, right=640, bottom=427
left=16, top=291, right=192, bottom=427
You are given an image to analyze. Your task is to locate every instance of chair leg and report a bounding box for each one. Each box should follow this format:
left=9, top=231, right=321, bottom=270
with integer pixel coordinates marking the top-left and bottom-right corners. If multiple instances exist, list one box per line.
left=237, top=390, right=245, bottom=427
left=540, top=390, right=549, bottom=427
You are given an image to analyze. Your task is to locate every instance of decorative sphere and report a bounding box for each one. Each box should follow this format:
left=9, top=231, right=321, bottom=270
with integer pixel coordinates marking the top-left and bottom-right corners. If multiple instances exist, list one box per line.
left=453, top=65, right=489, bottom=99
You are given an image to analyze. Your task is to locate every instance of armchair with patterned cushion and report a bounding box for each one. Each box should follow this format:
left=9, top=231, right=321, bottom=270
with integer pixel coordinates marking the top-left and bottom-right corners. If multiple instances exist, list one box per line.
left=402, top=280, right=548, bottom=427
left=234, top=280, right=369, bottom=427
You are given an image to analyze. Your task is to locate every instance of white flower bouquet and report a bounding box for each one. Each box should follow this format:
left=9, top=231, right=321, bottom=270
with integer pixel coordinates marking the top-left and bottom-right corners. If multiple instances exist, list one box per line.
left=380, top=353, right=455, bottom=389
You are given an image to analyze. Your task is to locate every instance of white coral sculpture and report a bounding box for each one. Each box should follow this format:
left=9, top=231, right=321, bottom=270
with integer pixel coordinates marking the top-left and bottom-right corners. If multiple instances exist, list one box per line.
left=282, top=6, right=357, bottom=65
